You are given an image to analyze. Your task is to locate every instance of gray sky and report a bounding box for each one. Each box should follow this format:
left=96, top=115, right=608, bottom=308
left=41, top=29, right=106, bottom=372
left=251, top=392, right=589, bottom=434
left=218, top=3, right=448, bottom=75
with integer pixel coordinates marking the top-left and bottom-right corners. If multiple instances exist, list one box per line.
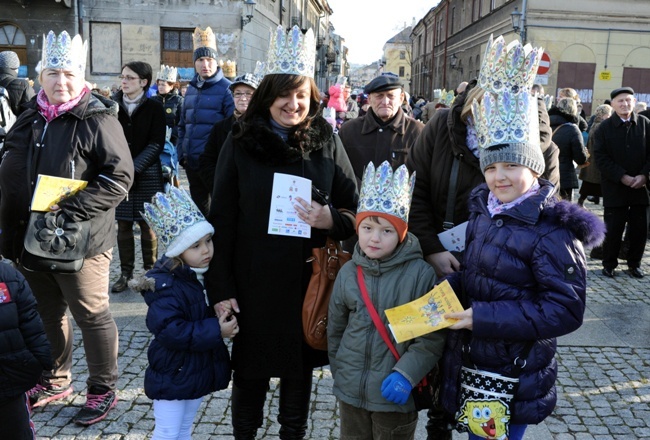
left=326, top=0, right=436, bottom=65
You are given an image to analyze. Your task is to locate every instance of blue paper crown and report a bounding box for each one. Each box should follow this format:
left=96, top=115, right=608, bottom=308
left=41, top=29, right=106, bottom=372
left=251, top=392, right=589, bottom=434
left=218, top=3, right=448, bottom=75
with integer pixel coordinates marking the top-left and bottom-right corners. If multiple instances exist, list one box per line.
left=357, top=161, right=415, bottom=224
left=41, top=30, right=87, bottom=74
left=264, top=25, right=316, bottom=78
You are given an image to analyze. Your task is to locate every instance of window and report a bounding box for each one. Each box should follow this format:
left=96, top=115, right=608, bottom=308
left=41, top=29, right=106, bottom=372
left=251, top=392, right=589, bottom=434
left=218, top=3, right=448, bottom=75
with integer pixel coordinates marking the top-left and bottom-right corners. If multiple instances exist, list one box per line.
left=400, top=50, right=406, bottom=60
left=399, top=66, right=405, bottom=77
left=90, top=22, right=121, bottom=75
left=161, top=28, right=194, bottom=69
left=0, top=23, right=27, bottom=70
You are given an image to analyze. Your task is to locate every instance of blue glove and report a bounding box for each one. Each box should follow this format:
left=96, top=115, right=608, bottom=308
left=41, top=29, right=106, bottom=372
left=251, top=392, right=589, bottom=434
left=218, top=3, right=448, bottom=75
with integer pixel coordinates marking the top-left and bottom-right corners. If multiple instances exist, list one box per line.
left=381, top=372, right=412, bottom=405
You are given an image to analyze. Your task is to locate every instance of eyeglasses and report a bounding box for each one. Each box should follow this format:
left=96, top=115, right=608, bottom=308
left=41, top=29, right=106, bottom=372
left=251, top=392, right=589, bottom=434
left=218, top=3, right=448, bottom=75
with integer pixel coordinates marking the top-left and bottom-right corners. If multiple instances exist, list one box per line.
left=233, top=92, right=254, bottom=99
left=118, top=75, right=140, bottom=81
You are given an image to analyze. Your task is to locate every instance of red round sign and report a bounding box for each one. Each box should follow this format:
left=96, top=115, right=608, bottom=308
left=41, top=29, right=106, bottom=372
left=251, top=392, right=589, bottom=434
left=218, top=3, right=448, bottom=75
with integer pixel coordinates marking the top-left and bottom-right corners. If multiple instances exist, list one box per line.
left=537, top=52, right=551, bottom=75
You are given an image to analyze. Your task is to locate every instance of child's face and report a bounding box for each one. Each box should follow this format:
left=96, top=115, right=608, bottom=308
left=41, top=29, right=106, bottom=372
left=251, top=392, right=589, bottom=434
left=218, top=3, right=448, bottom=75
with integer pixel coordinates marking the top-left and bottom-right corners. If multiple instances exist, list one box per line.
left=180, top=234, right=214, bottom=268
left=358, top=217, right=400, bottom=260
left=484, top=162, right=537, bottom=203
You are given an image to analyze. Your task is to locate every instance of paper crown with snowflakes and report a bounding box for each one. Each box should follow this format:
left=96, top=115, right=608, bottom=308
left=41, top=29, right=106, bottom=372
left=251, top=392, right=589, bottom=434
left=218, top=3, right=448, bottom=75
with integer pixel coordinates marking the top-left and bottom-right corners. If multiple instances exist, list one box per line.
left=263, top=25, right=316, bottom=78
left=220, top=59, right=236, bottom=78
left=156, top=64, right=178, bottom=82
left=142, top=187, right=214, bottom=258
left=41, top=30, right=87, bottom=75
left=472, top=34, right=545, bottom=175
left=357, top=161, right=416, bottom=242
left=440, top=89, right=455, bottom=107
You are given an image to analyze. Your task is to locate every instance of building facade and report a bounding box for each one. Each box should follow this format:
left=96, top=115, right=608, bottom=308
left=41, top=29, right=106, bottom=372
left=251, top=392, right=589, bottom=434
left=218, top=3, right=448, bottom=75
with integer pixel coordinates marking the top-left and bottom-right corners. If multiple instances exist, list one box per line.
left=383, top=26, right=413, bottom=95
left=411, top=0, right=650, bottom=114
left=3, top=0, right=343, bottom=92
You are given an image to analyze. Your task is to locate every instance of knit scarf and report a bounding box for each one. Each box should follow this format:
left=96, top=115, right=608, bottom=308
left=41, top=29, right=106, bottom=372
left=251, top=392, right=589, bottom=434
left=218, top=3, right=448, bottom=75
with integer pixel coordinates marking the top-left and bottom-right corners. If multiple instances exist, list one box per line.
left=37, top=87, right=89, bottom=122
left=487, top=180, right=540, bottom=217
left=123, top=91, right=145, bottom=116
left=190, top=266, right=210, bottom=305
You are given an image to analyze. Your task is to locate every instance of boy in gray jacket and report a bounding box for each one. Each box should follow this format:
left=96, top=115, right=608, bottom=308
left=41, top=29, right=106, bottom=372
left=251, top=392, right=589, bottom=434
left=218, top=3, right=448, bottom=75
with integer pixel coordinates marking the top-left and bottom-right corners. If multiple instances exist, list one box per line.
left=328, top=161, right=446, bottom=440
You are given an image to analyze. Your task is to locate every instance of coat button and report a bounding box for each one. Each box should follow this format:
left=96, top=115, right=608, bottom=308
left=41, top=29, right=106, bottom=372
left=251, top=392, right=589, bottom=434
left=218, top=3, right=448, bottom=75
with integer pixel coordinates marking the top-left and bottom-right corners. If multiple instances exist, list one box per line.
left=378, top=128, right=383, bottom=132
left=496, top=219, right=504, bottom=227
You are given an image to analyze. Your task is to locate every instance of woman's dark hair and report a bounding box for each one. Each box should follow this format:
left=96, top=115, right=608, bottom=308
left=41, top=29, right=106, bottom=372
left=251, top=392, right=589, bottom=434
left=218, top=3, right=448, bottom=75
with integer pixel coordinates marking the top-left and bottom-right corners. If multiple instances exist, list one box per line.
left=239, top=74, right=321, bottom=143
left=122, top=61, right=153, bottom=92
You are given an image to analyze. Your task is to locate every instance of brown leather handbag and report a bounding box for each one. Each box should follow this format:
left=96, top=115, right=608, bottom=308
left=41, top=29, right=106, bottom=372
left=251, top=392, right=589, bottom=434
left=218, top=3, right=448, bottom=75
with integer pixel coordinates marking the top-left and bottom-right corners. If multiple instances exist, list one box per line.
left=302, top=237, right=352, bottom=351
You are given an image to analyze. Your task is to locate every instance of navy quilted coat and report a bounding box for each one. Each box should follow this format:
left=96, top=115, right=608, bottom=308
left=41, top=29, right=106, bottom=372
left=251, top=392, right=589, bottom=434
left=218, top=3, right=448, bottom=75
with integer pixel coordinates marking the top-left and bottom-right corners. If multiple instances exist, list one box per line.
left=135, top=257, right=231, bottom=400
left=440, top=179, right=605, bottom=425
left=177, top=69, right=234, bottom=171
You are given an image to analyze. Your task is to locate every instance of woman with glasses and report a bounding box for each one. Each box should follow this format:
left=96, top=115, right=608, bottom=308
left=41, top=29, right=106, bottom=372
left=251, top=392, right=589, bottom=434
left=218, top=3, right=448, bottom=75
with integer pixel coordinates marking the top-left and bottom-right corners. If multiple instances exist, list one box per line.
left=199, top=73, right=259, bottom=191
left=111, top=61, right=167, bottom=293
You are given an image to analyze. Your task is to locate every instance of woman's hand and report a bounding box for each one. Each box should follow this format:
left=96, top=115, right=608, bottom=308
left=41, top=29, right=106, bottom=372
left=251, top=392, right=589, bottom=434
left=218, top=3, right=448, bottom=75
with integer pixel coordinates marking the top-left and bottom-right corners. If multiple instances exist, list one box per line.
left=446, top=307, right=473, bottom=330
left=294, top=197, right=334, bottom=230
left=214, top=298, right=240, bottom=318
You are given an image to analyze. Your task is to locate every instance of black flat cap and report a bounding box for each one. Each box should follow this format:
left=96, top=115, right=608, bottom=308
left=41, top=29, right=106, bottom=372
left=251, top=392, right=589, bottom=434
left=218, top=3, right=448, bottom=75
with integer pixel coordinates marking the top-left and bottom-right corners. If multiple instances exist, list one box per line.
left=611, top=87, right=634, bottom=100
left=363, top=75, right=402, bottom=94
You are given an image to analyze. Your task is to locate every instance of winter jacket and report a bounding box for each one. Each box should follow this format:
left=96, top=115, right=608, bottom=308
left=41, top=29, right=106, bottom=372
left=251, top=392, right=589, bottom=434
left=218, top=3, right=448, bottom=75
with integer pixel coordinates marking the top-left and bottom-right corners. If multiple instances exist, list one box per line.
left=151, top=90, right=183, bottom=144
left=407, top=88, right=560, bottom=257
left=0, top=261, right=52, bottom=402
left=0, top=68, right=34, bottom=117
left=579, top=120, right=605, bottom=185
left=549, top=107, right=588, bottom=191
left=339, top=107, right=423, bottom=185
left=344, top=97, right=359, bottom=120
left=0, top=92, right=134, bottom=261
left=440, top=179, right=605, bottom=425
left=206, top=116, right=358, bottom=378
left=132, top=257, right=231, bottom=400
left=114, top=91, right=166, bottom=221
left=177, top=69, right=234, bottom=171
left=593, top=111, right=650, bottom=207
left=328, top=233, right=445, bottom=413
left=198, top=114, right=235, bottom=192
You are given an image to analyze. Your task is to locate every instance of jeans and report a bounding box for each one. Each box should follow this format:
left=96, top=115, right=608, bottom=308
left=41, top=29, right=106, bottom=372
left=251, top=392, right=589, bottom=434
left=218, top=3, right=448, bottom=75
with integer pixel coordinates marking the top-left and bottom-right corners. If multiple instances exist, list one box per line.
left=152, top=397, right=203, bottom=440
left=338, top=400, right=418, bottom=440
left=20, top=251, right=119, bottom=390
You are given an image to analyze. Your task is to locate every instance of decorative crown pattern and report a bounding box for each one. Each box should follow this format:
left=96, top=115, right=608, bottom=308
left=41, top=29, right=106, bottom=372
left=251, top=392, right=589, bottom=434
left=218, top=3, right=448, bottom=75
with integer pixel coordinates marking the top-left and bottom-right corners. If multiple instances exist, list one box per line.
left=472, top=35, right=543, bottom=151
left=440, top=89, right=455, bottom=107
left=193, top=26, right=217, bottom=51
left=41, top=30, right=87, bottom=74
left=156, top=64, right=178, bottom=82
left=358, top=161, right=415, bottom=224
left=264, top=25, right=316, bottom=78
left=142, top=186, right=207, bottom=248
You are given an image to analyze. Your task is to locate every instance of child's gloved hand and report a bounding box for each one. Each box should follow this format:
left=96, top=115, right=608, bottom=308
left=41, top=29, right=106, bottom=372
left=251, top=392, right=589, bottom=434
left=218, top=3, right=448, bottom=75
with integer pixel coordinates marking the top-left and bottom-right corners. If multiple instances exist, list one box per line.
left=381, top=372, right=412, bottom=405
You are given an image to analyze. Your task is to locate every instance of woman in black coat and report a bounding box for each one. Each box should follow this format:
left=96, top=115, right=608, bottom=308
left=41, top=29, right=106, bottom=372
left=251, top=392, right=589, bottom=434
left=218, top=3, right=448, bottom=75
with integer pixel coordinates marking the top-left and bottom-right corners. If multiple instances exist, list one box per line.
left=206, top=29, right=358, bottom=437
left=112, top=61, right=166, bottom=292
left=549, top=97, right=588, bottom=201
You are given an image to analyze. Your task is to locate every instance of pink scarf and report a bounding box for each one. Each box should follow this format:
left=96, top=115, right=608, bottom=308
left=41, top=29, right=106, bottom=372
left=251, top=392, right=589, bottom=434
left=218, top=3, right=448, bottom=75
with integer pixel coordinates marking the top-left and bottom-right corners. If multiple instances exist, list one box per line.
left=37, top=87, right=89, bottom=122
left=487, top=180, right=540, bottom=217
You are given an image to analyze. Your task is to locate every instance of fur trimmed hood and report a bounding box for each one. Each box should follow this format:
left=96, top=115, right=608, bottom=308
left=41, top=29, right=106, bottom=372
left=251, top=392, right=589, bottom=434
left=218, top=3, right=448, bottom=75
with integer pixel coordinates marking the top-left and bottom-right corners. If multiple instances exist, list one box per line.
left=542, top=199, right=606, bottom=248
left=232, top=115, right=333, bottom=166
left=128, top=275, right=157, bottom=293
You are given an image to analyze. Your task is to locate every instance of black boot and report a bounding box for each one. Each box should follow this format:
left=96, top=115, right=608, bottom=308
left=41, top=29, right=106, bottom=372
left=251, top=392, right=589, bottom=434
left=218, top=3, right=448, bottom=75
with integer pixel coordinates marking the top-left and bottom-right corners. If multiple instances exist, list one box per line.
left=277, top=371, right=312, bottom=440
left=141, top=237, right=158, bottom=271
left=232, top=381, right=267, bottom=440
left=112, top=238, right=134, bottom=293
left=425, top=404, right=453, bottom=440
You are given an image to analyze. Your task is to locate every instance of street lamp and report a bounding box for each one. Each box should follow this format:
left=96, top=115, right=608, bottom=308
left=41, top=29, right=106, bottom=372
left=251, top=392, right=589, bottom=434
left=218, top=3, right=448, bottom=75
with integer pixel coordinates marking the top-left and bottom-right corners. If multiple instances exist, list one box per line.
left=450, top=53, right=463, bottom=74
left=241, top=0, right=256, bottom=29
left=511, top=7, right=526, bottom=43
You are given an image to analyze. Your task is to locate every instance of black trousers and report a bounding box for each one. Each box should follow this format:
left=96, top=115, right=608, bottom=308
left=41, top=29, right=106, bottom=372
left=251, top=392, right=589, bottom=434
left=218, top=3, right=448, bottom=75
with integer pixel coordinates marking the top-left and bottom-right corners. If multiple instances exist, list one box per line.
left=602, top=205, right=648, bottom=270
left=185, top=166, right=211, bottom=216
left=231, top=367, right=313, bottom=440
left=0, top=393, right=35, bottom=440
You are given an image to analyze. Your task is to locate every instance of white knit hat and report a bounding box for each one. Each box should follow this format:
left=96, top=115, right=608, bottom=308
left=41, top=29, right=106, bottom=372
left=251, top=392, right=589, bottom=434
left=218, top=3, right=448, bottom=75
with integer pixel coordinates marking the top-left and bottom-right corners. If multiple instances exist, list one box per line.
left=0, top=51, right=20, bottom=70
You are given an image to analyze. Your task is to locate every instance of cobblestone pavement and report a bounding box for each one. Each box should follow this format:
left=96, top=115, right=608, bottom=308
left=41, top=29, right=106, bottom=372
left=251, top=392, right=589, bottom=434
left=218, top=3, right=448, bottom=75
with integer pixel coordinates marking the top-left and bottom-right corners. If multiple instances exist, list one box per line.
left=32, top=182, right=650, bottom=439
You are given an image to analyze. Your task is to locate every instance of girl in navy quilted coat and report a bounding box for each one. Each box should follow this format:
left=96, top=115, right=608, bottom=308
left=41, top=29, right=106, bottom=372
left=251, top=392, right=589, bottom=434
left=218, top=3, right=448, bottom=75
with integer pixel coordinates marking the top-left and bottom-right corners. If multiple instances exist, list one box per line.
left=130, top=187, right=238, bottom=440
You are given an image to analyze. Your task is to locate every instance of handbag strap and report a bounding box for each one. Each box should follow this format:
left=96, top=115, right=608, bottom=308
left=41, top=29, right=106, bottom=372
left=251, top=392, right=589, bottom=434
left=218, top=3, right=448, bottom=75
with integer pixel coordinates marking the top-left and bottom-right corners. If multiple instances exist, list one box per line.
left=443, top=154, right=461, bottom=231
left=357, top=265, right=401, bottom=361
left=461, top=330, right=535, bottom=376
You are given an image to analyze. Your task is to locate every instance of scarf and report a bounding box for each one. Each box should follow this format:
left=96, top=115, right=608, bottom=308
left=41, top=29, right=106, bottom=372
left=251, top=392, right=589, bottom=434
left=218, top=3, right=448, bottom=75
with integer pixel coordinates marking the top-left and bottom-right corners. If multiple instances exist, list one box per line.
left=123, top=91, right=145, bottom=116
left=487, top=180, right=540, bottom=217
left=233, top=109, right=243, bottom=120
left=270, top=118, right=291, bottom=142
left=36, top=87, right=89, bottom=122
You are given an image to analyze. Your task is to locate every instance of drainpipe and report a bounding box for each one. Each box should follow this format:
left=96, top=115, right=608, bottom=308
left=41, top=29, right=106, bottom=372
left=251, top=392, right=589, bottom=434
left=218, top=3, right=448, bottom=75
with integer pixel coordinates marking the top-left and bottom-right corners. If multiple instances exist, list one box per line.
left=442, top=0, right=450, bottom=87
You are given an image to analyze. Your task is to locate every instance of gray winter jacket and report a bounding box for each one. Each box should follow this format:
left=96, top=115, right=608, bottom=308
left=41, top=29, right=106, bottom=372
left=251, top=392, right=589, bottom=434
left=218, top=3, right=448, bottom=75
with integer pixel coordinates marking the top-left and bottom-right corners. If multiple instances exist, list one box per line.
left=328, top=232, right=445, bottom=412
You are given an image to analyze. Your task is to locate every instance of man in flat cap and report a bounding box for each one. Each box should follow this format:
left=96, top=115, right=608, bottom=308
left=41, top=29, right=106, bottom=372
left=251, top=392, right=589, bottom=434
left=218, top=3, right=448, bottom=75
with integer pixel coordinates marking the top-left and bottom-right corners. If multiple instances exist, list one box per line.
left=339, top=74, right=422, bottom=183
left=593, top=86, right=650, bottom=279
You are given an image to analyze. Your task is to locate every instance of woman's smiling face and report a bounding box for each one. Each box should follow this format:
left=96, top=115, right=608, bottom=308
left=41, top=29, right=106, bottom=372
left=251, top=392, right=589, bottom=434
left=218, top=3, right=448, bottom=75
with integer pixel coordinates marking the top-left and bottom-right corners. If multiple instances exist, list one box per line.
left=269, top=80, right=311, bottom=128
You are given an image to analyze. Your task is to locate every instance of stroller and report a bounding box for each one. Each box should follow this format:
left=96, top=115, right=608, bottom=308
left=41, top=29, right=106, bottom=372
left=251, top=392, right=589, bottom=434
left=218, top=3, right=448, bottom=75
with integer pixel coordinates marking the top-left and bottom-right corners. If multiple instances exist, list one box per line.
left=161, top=126, right=179, bottom=188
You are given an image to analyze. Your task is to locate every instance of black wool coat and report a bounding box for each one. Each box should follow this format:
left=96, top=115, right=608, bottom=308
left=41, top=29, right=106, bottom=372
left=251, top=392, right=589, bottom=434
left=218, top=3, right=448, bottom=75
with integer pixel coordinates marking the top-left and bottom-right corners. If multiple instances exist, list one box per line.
left=198, top=114, right=235, bottom=192
left=114, top=91, right=167, bottom=221
left=206, top=116, right=358, bottom=378
left=549, top=107, right=588, bottom=191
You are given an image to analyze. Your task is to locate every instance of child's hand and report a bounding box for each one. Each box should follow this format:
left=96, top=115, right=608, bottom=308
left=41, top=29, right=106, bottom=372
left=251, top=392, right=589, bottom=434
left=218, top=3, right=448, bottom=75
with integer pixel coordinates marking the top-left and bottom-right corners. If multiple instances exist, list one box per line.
left=219, top=313, right=239, bottom=339
left=215, top=298, right=240, bottom=318
left=446, top=307, right=473, bottom=330
left=381, top=372, right=412, bottom=405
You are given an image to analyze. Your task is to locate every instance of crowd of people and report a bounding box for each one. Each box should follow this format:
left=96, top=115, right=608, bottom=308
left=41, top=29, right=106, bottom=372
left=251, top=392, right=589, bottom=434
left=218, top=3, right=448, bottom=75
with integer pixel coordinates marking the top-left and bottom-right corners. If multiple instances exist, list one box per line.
left=0, top=25, right=646, bottom=440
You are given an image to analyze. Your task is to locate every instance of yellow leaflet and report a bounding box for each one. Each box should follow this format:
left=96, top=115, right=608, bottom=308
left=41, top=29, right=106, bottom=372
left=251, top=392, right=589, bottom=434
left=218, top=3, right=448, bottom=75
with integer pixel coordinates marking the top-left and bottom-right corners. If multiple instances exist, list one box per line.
left=31, top=175, right=88, bottom=212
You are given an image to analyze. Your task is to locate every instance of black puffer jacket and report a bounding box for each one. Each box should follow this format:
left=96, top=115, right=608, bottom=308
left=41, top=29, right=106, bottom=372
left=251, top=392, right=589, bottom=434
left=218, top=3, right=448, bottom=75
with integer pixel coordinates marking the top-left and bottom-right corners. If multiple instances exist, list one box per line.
left=0, top=91, right=134, bottom=261
left=549, top=107, right=588, bottom=191
left=151, top=90, right=183, bottom=144
left=0, top=261, right=52, bottom=401
left=114, top=91, right=166, bottom=221
left=0, top=67, right=34, bottom=117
